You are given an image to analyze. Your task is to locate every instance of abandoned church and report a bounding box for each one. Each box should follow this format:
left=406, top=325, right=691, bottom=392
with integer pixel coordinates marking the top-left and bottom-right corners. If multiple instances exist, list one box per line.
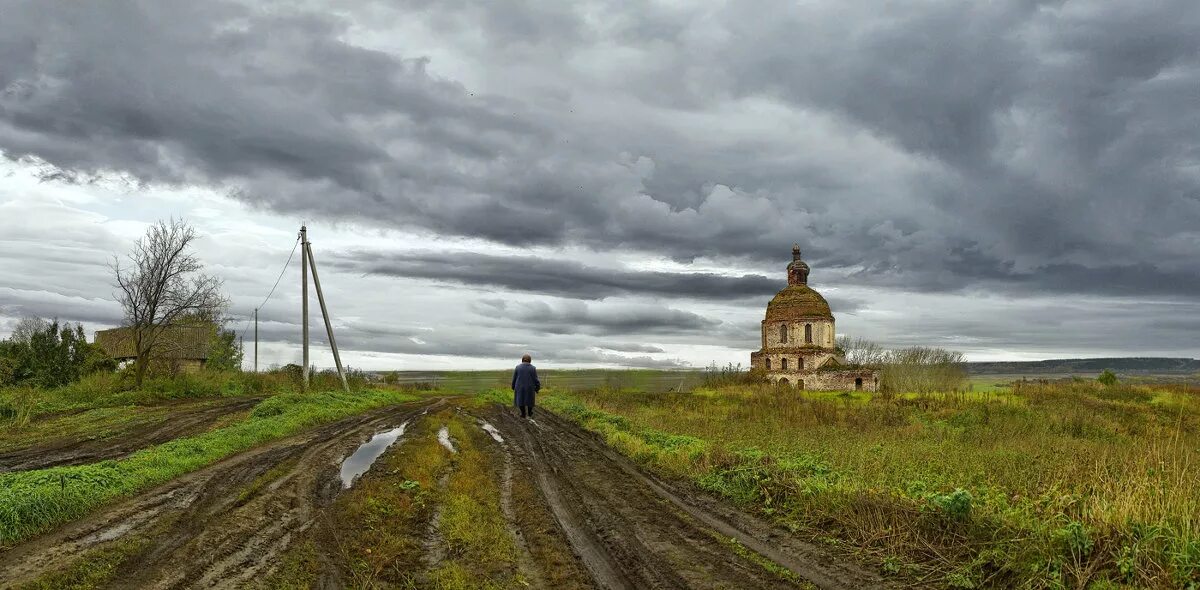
left=750, top=245, right=879, bottom=391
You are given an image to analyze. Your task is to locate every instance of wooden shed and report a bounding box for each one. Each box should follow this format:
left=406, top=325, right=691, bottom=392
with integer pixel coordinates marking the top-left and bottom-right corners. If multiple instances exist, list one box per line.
left=94, top=325, right=212, bottom=372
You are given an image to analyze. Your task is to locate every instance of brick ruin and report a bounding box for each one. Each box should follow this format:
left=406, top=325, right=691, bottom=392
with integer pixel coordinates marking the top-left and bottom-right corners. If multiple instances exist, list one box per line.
left=750, top=245, right=880, bottom=391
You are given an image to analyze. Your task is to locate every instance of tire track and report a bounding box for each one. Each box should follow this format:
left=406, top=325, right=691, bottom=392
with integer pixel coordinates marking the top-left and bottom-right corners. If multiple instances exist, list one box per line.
left=0, top=397, right=265, bottom=473
left=488, top=406, right=892, bottom=590
left=0, top=397, right=447, bottom=589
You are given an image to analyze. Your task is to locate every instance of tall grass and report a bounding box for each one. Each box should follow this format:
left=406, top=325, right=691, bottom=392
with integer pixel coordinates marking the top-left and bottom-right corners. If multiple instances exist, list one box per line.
left=0, top=368, right=370, bottom=425
left=525, top=379, right=1200, bottom=588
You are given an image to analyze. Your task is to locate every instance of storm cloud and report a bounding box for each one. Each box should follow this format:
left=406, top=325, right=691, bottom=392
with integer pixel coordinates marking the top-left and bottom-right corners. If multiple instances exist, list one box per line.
left=0, top=0, right=1197, bottom=366
left=335, top=250, right=778, bottom=300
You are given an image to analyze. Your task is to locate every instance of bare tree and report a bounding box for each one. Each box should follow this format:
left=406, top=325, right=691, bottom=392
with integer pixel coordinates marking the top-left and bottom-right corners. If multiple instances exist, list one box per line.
left=836, top=336, right=888, bottom=366
left=9, top=316, right=50, bottom=344
left=880, top=346, right=967, bottom=394
left=113, top=219, right=227, bottom=386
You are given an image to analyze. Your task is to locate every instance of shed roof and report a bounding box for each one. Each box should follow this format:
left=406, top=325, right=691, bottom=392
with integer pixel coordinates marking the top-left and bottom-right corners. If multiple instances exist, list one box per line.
left=94, top=325, right=211, bottom=361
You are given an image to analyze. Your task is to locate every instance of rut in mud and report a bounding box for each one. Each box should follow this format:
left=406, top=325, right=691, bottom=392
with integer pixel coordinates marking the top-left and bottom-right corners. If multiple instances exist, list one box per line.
left=0, top=396, right=264, bottom=473
left=0, top=398, right=447, bottom=588
left=1, top=399, right=892, bottom=589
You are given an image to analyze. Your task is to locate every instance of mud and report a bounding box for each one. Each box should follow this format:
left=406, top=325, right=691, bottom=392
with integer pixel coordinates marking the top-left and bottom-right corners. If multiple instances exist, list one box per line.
left=0, top=398, right=446, bottom=589
left=485, top=406, right=893, bottom=590
left=0, top=397, right=265, bottom=473
left=1, top=399, right=893, bottom=589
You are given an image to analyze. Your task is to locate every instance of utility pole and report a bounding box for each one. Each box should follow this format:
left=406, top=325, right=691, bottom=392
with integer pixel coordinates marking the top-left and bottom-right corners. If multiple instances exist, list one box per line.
left=301, top=226, right=310, bottom=390
left=305, top=240, right=350, bottom=392
left=253, top=307, right=258, bottom=373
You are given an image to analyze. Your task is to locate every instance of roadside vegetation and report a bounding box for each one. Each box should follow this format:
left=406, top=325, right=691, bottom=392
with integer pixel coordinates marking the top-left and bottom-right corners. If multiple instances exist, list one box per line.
left=519, top=373, right=1200, bottom=588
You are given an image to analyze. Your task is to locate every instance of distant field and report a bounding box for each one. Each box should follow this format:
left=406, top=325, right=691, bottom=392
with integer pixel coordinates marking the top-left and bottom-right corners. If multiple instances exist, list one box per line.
left=377, top=368, right=707, bottom=394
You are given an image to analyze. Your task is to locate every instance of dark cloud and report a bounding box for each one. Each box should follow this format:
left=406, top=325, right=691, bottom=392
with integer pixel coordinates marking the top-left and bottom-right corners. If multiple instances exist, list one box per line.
left=334, top=250, right=778, bottom=300
left=242, top=313, right=688, bottom=368
left=472, top=299, right=722, bottom=336
left=595, top=343, right=665, bottom=354
left=0, top=0, right=1197, bottom=362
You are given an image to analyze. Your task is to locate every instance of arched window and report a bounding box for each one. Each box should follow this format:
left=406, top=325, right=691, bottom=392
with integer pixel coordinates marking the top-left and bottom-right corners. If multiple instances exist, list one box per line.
left=781, top=358, right=788, bottom=371
left=779, top=323, right=788, bottom=343
left=779, top=378, right=790, bottom=387
left=798, top=357, right=804, bottom=370
left=765, top=358, right=772, bottom=370
left=805, top=324, right=813, bottom=344
left=855, top=377, right=863, bottom=391
left=797, top=379, right=805, bottom=390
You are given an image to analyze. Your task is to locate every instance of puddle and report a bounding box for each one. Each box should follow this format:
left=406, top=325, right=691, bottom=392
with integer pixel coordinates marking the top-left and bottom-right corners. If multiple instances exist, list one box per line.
left=437, top=426, right=457, bottom=453
left=339, top=422, right=408, bottom=488
left=479, top=421, right=504, bottom=443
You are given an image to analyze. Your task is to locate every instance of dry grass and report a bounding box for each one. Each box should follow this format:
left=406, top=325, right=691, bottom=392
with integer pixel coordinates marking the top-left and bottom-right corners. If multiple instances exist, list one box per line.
left=533, top=379, right=1200, bottom=588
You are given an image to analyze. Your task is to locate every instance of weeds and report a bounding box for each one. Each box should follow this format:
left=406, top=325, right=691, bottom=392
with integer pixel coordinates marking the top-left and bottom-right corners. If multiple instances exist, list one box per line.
left=524, top=379, right=1200, bottom=588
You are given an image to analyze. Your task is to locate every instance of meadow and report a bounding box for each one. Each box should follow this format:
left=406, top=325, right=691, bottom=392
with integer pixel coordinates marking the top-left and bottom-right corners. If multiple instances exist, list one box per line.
left=524, top=376, right=1200, bottom=589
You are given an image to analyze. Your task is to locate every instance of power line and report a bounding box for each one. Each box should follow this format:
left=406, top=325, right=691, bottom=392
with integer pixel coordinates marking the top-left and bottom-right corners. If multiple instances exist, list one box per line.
left=238, top=236, right=301, bottom=341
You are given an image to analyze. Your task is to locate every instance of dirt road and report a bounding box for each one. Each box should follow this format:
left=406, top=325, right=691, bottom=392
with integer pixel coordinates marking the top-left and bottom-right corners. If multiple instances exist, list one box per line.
left=0, top=399, right=890, bottom=589
left=0, top=397, right=264, bottom=473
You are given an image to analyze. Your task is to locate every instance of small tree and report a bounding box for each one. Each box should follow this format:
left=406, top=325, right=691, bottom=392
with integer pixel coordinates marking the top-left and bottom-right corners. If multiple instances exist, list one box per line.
left=205, top=325, right=244, bottom=372
left=1097, top=369, right=1118, bottom=387
left=113, top=219, right=226, bottom=387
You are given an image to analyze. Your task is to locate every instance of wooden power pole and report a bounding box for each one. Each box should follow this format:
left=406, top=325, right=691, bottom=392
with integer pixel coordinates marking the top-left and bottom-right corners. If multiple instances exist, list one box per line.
left=301, top=226, right=310, bottom=390
left=305, top=240, right=349, bottom=392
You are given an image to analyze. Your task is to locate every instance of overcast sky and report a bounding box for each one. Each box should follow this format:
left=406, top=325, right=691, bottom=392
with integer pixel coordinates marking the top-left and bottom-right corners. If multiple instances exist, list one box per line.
left=1, top=0, right=1197, bottom=370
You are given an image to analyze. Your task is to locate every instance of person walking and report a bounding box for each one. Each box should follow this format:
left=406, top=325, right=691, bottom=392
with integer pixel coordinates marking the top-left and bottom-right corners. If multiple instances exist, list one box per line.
left=512, top=354, right=541, bottom=418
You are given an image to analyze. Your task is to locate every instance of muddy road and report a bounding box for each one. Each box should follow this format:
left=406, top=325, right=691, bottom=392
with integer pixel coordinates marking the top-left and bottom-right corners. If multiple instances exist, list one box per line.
left=0, top=396, right=264, bottom=473
left=0, top=399, right=890, bottom=589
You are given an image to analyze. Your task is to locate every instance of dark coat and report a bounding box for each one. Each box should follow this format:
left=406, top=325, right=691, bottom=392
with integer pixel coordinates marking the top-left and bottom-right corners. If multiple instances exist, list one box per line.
left=512, top=362, right=540, bottom=407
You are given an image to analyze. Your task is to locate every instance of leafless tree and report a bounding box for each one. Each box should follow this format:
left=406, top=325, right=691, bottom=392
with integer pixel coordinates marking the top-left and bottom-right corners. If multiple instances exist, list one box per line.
left=112, top=219, right=227, bottom=386
left=836, top=336, right=888, bottom=366
left=9, top=316, right=50, bottom=344
left=880, top=346, right=967, bottom=394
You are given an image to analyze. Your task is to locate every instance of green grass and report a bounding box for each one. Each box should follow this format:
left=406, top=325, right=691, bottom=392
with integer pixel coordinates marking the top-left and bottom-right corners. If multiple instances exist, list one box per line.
left=0, top=369, right=364, bottom=424
left=15, top=537, right=150, bottom=589
left=0, top=388, right=421, bottom=547
left=503, top=380, right=1200, bottom=589
left=428, top=414, right=520, bottom=588
left=0, top=405, right=171, bottom=454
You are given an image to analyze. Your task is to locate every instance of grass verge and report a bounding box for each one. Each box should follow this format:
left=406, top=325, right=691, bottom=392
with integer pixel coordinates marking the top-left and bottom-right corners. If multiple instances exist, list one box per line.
left=0, top=389, right=421, bottom=548
left=427, top=415, right=519, bottom=589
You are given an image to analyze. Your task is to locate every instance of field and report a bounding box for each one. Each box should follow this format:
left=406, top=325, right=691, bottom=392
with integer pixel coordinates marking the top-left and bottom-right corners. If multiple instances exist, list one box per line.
left=538, top=377, right=1200, bottom=588
left=0, top=369, right=1196, bottom=589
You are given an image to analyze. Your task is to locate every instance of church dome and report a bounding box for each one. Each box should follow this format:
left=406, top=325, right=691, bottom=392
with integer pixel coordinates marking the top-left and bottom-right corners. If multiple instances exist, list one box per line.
left=765, top=284, right=833, bottom=321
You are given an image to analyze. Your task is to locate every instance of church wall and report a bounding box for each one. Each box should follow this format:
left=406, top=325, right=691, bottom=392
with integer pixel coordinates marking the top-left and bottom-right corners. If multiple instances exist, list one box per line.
left=771, top=370, right=879, bottom=392
left=762, top=319, right=834, bottom=348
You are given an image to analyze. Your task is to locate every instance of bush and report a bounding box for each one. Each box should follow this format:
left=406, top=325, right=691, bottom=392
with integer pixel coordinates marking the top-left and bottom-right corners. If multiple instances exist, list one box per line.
left=1097, top=369, right=1118, bottom=387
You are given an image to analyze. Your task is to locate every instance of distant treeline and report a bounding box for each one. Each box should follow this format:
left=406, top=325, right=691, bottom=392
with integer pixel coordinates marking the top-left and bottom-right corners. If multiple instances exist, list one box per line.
left=966, top=357, right=1200, bottom=375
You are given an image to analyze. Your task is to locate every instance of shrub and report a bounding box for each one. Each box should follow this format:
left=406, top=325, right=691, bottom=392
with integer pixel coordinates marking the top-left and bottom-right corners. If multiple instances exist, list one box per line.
left=1097, top=369, right=1118, bottom=387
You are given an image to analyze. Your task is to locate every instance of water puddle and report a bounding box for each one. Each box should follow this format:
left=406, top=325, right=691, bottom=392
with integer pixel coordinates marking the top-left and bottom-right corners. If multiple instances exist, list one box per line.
left=479, top=420, right=504, bottom=443
left=339, top=422, right=408, bottom=488
left=437, top=426, right=457, bottom=453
